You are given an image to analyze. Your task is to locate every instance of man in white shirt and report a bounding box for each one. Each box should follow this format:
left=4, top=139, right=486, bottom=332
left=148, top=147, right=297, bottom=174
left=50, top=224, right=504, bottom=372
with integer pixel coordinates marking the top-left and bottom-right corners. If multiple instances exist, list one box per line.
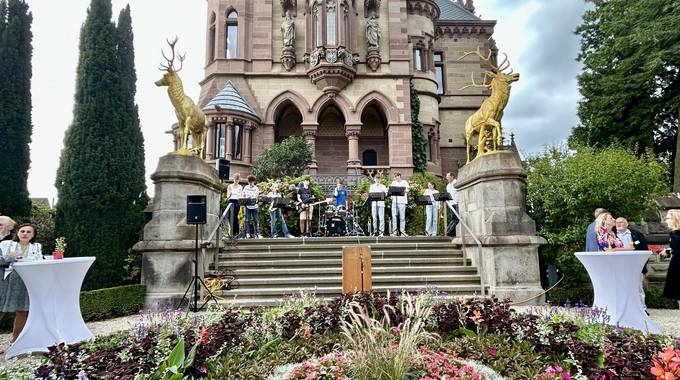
left=368, top=175, right=388, bottom=236
left=445, top=172, right=459, bottom=236
left=243, top=175, right=262, bottom=238
left=390, top=172, right=409, bottom=236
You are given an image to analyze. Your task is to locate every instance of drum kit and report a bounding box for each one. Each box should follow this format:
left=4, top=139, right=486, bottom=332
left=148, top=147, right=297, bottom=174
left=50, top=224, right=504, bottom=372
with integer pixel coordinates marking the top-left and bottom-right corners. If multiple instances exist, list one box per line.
left=319, top=200, right=364, bottom=236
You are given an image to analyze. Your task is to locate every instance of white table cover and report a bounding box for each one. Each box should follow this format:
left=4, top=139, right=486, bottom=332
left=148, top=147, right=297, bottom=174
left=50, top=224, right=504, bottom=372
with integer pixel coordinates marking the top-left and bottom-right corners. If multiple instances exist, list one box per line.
left=6, top=257, right=95, bottom=359
left=575, top=251, right=660, bottom=334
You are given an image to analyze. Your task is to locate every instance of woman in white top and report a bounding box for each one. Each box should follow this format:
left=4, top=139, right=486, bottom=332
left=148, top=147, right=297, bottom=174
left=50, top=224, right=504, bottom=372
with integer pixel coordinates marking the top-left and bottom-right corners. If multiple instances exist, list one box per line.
left=243, top=175, right=262, bottom=238
left=423, top=182, right=439, bottom=236
left=226, top=173, right=243, bottom=236
left=0, top=223, right=42, bottom=342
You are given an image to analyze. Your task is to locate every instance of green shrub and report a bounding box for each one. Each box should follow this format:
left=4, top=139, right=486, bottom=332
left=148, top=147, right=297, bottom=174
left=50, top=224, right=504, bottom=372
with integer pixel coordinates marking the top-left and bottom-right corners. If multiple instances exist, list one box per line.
left=79, top=284, right=145, bottom=321
left=645, top=286, right=679, bottom=309
left=546, top=286, right=594, bottom=306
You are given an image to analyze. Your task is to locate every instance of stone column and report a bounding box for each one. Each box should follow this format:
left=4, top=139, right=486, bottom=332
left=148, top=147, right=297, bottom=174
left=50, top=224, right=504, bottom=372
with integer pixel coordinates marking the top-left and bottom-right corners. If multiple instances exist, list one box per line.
left=244, top=124, right=254, bottom=163
left=454, top=151, right=546, bottom=304
left=345, top=123, right=361, bottom=173
left=206, top=123, right=216, bottom=160
left=225, top=123, right=234, bottom=160
left=133, top=154, right=222, bottom=311
left=302, top=124, right=318, bottom=174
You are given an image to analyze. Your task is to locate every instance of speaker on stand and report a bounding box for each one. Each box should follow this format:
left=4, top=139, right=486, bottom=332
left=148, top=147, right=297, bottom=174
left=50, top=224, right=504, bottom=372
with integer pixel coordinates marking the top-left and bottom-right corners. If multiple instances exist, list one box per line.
left=177, top=195, right=219, bottom=311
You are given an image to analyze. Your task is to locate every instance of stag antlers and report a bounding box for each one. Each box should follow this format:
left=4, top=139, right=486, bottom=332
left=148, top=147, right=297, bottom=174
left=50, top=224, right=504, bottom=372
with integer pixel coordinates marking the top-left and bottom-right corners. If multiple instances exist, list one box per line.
left=159, top=37, right=185, bottom=72
left=457, top=46, right=515, bottom=89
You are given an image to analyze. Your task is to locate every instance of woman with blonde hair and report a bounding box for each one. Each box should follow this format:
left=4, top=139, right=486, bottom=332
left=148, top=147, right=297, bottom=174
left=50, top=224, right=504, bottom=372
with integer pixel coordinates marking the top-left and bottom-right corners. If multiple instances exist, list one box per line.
left=593, top=212, right=621, bottom=251
left=661, top=209, right=680, bottom=307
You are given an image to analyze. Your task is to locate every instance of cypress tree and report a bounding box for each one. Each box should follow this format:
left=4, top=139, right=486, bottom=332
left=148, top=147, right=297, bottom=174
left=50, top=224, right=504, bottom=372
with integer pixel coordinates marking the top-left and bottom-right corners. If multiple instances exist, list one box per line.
left=56, top=0, right=146, bottom=289
left=0, top=0, right=33, bottom=217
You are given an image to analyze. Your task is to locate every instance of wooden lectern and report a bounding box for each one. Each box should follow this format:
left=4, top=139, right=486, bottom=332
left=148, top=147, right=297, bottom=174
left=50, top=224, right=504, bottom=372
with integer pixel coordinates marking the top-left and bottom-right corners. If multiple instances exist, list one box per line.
left=342, top=246, right=372, bottom=294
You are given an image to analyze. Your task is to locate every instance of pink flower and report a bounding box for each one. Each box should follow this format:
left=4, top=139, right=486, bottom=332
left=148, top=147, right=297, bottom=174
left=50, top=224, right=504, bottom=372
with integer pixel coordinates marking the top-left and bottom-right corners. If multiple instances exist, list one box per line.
left=199, top=367, right=207, bottom=374
left=487, top=348, right=497, bottom=356
left=562, top=372, right=571, bottom=380
left=391, top=326, right=401, bottom=334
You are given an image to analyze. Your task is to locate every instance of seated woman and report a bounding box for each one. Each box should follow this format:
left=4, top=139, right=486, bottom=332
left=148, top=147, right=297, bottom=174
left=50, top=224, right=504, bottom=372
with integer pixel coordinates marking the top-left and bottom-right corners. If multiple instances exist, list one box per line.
left=0, top=216, right=16, bottom=242
left=0, top=223, right=42, bottom=343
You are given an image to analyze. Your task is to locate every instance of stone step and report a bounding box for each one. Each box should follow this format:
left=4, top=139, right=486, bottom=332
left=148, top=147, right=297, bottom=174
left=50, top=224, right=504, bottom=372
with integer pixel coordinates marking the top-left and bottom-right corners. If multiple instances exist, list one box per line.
left=229, top=236, right=454, bottom=245
left=217, top=249, right=463, bottom=260
left=233, top=274, right=481, bottom=287
left=217, top=283, right=483, bottom=298
left=216, top=257, right=470, bottom=269
left=216, top=293, right=476, bottom=308
left=221, top=265, right=477, bottom=277
left=221, top=241, right=458, bottom=251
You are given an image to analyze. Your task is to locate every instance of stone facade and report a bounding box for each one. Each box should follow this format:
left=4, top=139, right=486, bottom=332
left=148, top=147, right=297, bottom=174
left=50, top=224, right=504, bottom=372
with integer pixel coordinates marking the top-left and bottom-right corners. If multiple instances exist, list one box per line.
left=184, top=0, right=495, bottom=179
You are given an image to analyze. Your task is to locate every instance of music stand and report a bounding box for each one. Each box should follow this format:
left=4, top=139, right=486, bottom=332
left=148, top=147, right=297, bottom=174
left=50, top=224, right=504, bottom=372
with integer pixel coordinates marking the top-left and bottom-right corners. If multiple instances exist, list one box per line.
left=433, top=193, right=451, bottom=202
left=416, top=195, right=432, bottom=206
left=388, top=186, right=405, bottom=197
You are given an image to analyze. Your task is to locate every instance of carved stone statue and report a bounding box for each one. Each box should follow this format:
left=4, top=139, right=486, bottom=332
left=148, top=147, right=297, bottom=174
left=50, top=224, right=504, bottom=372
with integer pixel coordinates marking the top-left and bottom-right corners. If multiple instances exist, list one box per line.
left=366, top=16, right=380, bottom=48
left=282, top=10, right=295, bottom=48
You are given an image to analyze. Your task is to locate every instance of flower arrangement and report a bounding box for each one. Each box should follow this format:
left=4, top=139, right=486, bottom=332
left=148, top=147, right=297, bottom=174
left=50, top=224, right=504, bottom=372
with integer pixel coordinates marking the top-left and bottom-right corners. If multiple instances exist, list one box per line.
left=651, top=346, right=680, bottom=379
left=54, top=237, right=66, bottom=252
left=414, top=347, right=488, bottom=379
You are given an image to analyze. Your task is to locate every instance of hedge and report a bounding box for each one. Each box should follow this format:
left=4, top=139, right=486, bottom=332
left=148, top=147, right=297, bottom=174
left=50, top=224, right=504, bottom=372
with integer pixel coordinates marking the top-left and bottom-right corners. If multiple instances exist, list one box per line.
left=0, top=284, right=145, bottom=331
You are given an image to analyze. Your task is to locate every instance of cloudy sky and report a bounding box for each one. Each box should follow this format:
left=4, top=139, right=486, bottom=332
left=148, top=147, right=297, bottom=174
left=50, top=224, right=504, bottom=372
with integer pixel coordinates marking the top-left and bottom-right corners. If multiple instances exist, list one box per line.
left=25, top=0, right=589, bottom=202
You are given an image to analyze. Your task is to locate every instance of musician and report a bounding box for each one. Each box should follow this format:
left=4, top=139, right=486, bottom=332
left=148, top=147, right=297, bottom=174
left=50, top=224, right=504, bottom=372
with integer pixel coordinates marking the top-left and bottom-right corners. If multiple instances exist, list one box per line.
left=390, top=172, right=409, bottom=237
left=369, top=175, right=388, bottom=236
left=243, top=175, right=262, bottom=238
left=334, top=181, right=348, bottom=208
left=226, top=173, right=243, bottom=236
left=445, top=172, right=459, bottom=237
left=297, top=179, right=314, bottom=237
left=423, top=182, right=439, bottom=236
left=267, top=182, right=294, bottom=238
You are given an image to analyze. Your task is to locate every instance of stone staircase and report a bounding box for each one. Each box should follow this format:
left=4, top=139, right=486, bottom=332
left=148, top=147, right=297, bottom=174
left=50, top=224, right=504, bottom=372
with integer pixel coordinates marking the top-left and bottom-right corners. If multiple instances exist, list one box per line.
left=210, top=236, right=483, bottom=307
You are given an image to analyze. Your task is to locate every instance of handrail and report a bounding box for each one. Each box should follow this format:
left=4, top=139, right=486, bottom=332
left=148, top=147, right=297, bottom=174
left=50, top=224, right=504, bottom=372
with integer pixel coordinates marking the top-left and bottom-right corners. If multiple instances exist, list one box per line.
left=446, top=203, right=485, bottom=296
left=201, top=202, right=232, bottom=272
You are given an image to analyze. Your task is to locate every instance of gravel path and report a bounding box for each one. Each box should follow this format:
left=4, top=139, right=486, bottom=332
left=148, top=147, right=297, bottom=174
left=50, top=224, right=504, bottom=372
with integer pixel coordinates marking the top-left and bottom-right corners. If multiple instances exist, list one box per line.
left=0, top=308, right=678, bottom=373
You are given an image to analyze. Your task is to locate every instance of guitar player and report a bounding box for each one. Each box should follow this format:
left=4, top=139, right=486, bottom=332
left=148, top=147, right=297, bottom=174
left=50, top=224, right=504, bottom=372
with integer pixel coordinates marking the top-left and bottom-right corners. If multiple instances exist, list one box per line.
left=297, top=179, right=314, bottom=237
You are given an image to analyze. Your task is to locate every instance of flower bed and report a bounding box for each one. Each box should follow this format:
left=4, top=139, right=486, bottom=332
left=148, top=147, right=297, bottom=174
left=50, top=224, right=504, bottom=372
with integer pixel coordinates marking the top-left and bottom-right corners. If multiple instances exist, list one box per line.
left=2, top=292, right=678, bottom=379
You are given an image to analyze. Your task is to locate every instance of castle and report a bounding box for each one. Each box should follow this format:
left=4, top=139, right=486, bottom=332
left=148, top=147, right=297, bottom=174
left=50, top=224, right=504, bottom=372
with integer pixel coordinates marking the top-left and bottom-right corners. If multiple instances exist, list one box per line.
left=187, top=0, right=495, bottom=180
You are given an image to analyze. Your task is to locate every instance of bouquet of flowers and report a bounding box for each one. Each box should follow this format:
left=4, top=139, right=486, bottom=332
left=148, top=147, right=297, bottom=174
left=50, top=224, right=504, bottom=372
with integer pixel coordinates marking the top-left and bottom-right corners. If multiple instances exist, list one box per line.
left=53, top=237, right=66, bottom=259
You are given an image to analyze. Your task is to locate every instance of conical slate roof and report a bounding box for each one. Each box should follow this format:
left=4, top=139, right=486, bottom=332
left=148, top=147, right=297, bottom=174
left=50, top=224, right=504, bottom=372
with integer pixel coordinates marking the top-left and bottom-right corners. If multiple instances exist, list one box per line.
left=436, top=0, right=480, bottom=21
left=203, top=80, right=258, bottom=117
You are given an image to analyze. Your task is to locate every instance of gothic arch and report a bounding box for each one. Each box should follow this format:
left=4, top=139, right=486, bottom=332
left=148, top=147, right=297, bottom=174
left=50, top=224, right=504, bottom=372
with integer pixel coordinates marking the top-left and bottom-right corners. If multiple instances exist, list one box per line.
left=264, top=90, right=313, bottom=125
left=354, top=91, right=398, bottom=125
left=311, top=93, right=355, bottom=124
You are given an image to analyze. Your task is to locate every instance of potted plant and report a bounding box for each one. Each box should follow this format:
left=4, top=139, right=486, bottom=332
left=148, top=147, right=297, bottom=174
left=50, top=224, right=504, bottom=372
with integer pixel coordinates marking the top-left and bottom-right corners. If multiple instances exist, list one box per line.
left=53, top=237, right=66, bottom=260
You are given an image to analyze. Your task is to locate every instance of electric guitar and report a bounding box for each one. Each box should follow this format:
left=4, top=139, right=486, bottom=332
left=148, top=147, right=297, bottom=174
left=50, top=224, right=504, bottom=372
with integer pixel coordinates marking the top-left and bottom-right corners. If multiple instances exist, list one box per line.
left=295, top=198, right=333, bottom=213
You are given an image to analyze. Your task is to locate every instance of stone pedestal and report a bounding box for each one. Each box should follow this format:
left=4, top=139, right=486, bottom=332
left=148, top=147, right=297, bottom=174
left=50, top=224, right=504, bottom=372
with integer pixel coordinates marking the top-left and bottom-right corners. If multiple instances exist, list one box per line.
left=454, top=151, right=545, bottom=304
left=133, top=154, right=222, bottom=310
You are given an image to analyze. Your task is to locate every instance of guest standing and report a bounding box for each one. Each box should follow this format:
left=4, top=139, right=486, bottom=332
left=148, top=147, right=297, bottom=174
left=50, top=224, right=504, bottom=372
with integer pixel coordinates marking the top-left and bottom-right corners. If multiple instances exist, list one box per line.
left=226, top=173, right=243, bottom=236
left=661, top=209, right=680, bottom=307
left=0, top=216, right=16, bottom=242
left=423, top=182, right=439, bottom=236
left=0, top=223, right=42, bottom=342
left=585, top=208, right=608, bottom=252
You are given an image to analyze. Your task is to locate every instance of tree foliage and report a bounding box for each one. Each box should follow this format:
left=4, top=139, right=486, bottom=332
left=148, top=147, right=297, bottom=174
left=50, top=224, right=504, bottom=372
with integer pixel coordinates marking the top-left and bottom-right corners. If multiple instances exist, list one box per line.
left=0, top=0, right=32, bottom=217
left=55, top=0, right=147, bottom=290
left=410, top=82, right=428, bottom=173
left=571, top=0, right=680, bottom=188
left=251, top=136, right=313, bottom=180
left=525, top=145, right=668, bottom=287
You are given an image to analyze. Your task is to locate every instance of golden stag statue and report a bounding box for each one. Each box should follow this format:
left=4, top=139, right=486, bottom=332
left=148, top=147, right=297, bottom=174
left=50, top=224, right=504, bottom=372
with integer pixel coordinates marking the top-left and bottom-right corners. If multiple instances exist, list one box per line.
left=459, top=48, right=520, bottom=163
left=155, top=37, right=208, bottom=156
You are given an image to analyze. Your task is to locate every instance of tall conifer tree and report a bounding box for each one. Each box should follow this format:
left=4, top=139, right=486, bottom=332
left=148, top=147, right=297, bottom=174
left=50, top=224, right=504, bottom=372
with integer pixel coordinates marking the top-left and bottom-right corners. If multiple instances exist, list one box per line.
left=0, top=0, right=33, bottom=217
left=56, top=0, right=146, bottom=289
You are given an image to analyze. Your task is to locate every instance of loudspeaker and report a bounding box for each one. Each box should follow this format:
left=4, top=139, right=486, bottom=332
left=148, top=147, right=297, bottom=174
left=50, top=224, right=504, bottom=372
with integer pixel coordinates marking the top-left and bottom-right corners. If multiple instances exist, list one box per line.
left=217, top=159, right=230, bottom=180
left=187, top=195, right=207, bottom=225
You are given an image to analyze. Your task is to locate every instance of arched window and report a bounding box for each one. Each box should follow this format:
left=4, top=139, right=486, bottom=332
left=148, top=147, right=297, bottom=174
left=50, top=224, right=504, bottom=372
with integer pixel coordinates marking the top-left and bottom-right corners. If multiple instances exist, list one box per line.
left=226, top=10, right=238, bottom=59
left=208, top=12, right=216, bottom=62
left=215, top=123, right=225, bottom=158
left=362, top=149, right=377, bottom=166
left=232, top=123, right=243, bottom=160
